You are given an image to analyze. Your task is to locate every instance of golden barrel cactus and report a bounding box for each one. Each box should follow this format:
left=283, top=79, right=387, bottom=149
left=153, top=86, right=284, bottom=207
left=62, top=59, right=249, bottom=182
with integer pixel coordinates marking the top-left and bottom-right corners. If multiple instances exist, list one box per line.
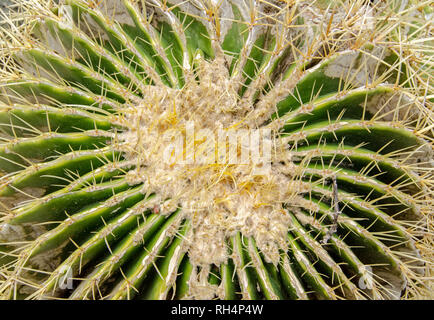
left=0, top=0, right=432, bottom=299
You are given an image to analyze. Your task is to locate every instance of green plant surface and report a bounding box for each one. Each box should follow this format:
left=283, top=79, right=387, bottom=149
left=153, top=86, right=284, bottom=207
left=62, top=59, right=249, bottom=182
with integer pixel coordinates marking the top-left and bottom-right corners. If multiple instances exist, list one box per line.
left=0, top=0, right=432, bottom=300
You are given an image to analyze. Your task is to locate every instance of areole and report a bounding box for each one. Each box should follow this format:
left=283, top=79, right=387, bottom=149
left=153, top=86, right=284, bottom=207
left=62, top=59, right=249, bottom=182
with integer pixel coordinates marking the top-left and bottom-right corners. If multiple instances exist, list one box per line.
left=0, top=0, right=432, bottom=300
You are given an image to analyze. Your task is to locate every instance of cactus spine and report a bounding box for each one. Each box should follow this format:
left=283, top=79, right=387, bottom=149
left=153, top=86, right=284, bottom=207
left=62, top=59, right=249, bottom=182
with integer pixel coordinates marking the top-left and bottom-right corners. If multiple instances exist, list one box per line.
left=0, top=0, right=432, bottom=299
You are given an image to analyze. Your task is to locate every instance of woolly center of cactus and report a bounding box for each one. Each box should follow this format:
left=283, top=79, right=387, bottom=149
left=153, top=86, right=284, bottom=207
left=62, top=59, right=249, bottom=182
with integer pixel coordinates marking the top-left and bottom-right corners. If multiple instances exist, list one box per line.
left=117, top=57, right=301, bottom=265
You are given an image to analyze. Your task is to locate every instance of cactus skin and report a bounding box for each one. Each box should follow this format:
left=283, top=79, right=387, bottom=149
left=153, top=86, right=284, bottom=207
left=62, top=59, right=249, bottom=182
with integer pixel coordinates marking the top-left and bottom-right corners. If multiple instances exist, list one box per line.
left=0, top=0, right=432, bottom=300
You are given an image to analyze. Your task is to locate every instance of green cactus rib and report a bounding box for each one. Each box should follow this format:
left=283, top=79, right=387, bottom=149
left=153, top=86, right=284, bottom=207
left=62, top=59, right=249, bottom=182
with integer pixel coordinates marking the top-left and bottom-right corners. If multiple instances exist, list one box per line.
left=231, top=232, right=260, bottom=300
left=292, top=144, right=423, bottom=189
left=0, top=79, right=119, bottom=113
left=302, top=164, right=419, bottom=218
left=0, top=104, right=113, bottom=136
left=0, top=0, right=432, bottom=300
left=0, top=131, right=112, bottom=173
left=29, top=196, right=155, bottom=297
left=0, top=148, right=119, bottom=197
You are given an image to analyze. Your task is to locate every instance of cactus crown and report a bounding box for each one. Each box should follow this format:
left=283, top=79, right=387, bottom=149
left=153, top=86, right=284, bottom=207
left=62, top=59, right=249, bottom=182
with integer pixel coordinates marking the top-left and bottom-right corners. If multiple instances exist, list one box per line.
left=0, top=0, right=432, bottom=300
